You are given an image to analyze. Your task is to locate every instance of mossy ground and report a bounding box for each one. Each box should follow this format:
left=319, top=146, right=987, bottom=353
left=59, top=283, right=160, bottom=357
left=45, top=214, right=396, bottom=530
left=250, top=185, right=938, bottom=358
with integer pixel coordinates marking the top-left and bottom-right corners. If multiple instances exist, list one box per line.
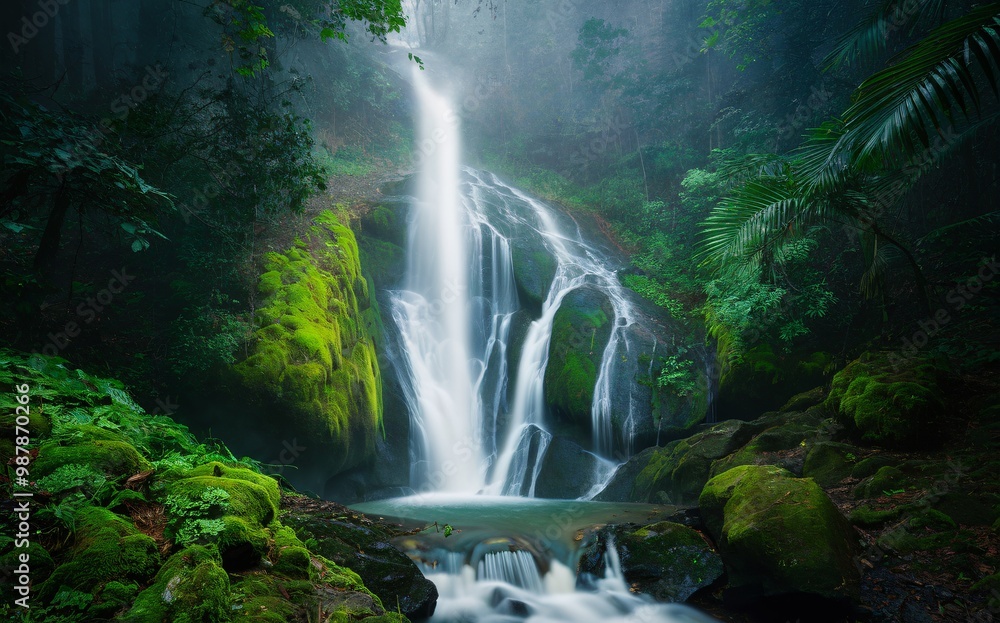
left=0, top=349, right=416, bottom=623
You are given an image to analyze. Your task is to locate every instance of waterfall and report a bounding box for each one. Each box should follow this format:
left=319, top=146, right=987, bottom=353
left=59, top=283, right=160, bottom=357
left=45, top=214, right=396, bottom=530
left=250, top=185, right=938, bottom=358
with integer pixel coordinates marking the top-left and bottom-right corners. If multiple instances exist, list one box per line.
left=392, top=68, right=646, bottom=497
left=477, top=550, right=544, bottom=592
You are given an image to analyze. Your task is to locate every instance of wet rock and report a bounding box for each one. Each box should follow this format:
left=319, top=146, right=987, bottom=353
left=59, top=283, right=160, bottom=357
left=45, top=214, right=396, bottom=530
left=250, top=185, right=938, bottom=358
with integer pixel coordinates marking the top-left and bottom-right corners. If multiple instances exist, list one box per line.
left=533, top=436, right=606, bottom=499
left=578, top=521, right=723, bottom=603
left=283, top=513, right=438, bottom=620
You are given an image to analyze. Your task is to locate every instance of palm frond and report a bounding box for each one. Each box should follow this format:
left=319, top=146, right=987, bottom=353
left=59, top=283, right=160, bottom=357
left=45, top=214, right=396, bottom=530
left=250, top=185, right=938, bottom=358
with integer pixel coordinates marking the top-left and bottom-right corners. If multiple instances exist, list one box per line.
left=841, top=5, right=1000, bottom=166
left=716, top=153, right=791, bottom=189
left=699, top=177, right=806, bottom=273
left=825, top=0, right=949, bottom=69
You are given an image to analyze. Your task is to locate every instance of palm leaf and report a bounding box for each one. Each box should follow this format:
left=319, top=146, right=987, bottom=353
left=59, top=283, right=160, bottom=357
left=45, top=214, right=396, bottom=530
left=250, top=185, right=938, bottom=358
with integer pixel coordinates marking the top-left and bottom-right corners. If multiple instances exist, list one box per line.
left=841, top=5, right=1000, bottom=166
left=699, top=177, right=806, bottom=272
left=825, top=0, right=949, bottom=69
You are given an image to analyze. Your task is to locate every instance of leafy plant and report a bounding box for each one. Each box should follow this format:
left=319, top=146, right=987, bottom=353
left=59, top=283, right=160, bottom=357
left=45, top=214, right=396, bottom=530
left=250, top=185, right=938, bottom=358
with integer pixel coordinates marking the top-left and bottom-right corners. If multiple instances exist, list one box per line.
left=164, top=486, right=232, bottom=546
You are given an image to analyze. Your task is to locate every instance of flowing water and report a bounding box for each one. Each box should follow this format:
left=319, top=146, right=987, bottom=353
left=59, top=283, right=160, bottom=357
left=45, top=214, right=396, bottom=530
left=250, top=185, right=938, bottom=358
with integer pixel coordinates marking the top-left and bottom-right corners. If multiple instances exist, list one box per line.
left=355, top=495, right=719, bottom=623
left=376, top=64, right=718, bottom=623
left=391, top=67, right=641, bottom=497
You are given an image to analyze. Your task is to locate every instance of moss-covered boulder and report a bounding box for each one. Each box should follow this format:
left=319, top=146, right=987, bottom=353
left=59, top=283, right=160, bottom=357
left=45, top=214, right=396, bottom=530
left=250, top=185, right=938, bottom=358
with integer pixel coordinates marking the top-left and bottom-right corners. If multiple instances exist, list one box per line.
left=164, top=463, right=281, bottom=571
left=853, top=465, right=911, bottom=499
left=699, top=465, right=861, bottom=605
left=578, top=522, right=723, bottom=602
left=825, top=352, right=945, bottom=448
left=234, top=211, right=383, bottom=487
left=33, top=438, right=151, bottom=480
left=624, top=419, right=761, bottom=504
left=121, top=545, right=231, bottom=623
left=803, top=442, right=859, bottom=487
left=283, top=509, right=438, bottom=620
left=38, top=507, right=160, bottom=603
left=544, top=287, right=613, bottom=433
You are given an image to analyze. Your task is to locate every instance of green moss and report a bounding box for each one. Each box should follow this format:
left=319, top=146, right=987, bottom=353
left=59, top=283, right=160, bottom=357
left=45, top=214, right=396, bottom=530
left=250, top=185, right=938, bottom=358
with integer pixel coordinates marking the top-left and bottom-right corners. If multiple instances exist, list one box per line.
left=32, top=439, right=151, bottom=479
left=234, top=211, right=383, bottom=475
left=854, top=466, right=911, bottom=499
left=168, top=475, right=277, bottom=526
left=803, top=442, right=858, bottom=487
left=825, top=352, right=945, bottom=448
left=544, top=287, right=612, bottom=428
left=851, top=455, right=897, bottom=479
left=633, top=419, right=760, bottom=504
left=38, top=507, right=160, bottom=602
left=699, top=465, right=860, bottom=602
left=849, top=505, right=902, bottom=527
left=613, top=521, right=724, bottom=602
left=92, top=580, right=141, bottom=617
left=122, top=545, right=231, bottom=623
left=184, top=462, right=280, bottom=508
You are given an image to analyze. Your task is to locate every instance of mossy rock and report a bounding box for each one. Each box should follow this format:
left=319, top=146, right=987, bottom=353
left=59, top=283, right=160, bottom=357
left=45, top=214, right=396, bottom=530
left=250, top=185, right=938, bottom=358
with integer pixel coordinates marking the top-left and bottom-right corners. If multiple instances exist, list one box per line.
left=510, top=238, right=557, bottom=314
left=803, top=442, right=859, bottom=487
left=632, top=419, right=761, bottom=504
left=283, top=512, right=438, bottom=620
left=699, top=465, right=861, bottom=605
left=578, top=522, right=723, bottom=602
left=708, top=420, right=819, bottom=478
left=849, top=505, right=902, bottom=528
left=184, top=462, right=281, bottom=508
left=851, top=455, right=898, bottom=480
left=0, top=541, right=55, bottom=603
left=32, top=439, right=150, bottom=479
left=38, top=507, right=160, bottom=603
left=780, top=387, right=827, bottom=413
left=854, top=466, right=910, bottom=499
left=824, top=352, right=945, bottom=448
left=544, top=287, right=613, bottom=431
left=122, top=545, right=231, bottom=623
left=933, top=491, right=1000, bottom=526
left=234, top=211, right=383, bottom=483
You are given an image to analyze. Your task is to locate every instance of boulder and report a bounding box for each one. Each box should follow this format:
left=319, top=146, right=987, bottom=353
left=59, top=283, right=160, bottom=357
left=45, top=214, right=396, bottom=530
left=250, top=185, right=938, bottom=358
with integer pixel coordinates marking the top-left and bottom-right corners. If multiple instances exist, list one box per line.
left=544, top=287, right=613, bottom=435
left=233, top=211, right=384, bottom=491
left=533, top=436, right=608, bottom=499
left=630, top=419, right=761, bottom=504
left=825, top=352, right=946, bottom=448
left=283, top=514, right=437, bottom=620
left=578, top=522, right=723, bottom=602
left=699, top=465, right=861, bottom=605
left=803, top=442, right=859, bottom=487
left=510, top=234, right=557, bottom=315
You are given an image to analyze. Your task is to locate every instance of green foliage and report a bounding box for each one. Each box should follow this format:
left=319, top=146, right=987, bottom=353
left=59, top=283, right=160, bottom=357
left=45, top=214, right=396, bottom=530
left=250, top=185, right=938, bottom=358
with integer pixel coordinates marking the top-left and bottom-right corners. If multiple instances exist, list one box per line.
left=703, top=0, right=781, bottom=69
left=165, top=486, right=232, bottom=546
left=656, top=353, right=698, bottom=397
left=168, top=291, right=251, bottom=378
left=36, top=463, right=107, bottom=495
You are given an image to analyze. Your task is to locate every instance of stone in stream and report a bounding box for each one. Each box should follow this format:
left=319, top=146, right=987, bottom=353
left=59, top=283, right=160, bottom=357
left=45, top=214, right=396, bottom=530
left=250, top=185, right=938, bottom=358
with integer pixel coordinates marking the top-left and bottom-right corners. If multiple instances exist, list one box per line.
left=577, top=521, right=723, bottom=603
left=282, top=513, right=438, bottom=620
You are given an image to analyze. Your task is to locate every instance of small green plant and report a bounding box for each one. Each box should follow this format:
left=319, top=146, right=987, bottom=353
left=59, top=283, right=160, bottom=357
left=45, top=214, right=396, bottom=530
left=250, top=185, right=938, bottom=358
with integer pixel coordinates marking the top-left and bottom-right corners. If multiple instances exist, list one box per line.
left=36, top=463, right=107, bottom=495
left=443, top=524, right=453, bottom=538
left=845, top=452, right=857, bottom=462
left=164, top=487, right=231, bottom=545
left=883, top=488, right=906, bottom=496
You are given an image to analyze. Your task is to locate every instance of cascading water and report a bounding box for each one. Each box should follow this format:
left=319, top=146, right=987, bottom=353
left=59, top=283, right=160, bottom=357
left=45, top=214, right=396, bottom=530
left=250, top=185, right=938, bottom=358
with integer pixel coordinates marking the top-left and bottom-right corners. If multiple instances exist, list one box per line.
left=363, top=57, right=719, bottom=623
left=392, top=68, right=642, bottom=496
